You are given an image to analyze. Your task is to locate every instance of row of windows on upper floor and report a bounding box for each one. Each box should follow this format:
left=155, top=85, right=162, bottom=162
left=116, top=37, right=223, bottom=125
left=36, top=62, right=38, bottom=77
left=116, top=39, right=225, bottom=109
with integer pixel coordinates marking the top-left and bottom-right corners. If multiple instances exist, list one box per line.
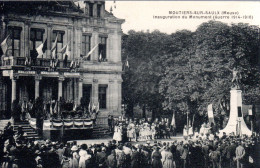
left=3, top=26, right=109, bottom=62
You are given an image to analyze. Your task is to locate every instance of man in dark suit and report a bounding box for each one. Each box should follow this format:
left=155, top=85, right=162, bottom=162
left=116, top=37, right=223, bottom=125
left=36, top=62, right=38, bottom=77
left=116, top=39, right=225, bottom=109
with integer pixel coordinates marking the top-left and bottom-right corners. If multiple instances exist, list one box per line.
left=106, top=149, right=117, bottom=168
left=226, top=141, right=237, bottom=168
left=96, top=147, right=107, bottom=168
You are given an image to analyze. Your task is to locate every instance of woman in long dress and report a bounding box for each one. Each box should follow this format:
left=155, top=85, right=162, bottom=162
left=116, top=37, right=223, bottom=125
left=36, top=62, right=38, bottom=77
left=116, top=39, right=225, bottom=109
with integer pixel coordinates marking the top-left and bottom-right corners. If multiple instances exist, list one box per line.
left=113, top=124, right=122, bottom=142
left=162, top=147, right=176, bottom=168
left=128, top=122, right=136, bottom=142
left=183, top=125, right=188, bottom=140
left=151, top=123, right=156, bottom=140
left=69, top=146, right=80, bottom=168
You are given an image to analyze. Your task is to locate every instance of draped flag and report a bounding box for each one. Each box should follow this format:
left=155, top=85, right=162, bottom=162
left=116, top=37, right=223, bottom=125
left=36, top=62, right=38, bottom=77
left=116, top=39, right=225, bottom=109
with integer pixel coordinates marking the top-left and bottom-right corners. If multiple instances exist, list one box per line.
left=36, top=39, right=47, bottom=58
left=248, top=105, right=253, bottom=116
left=75, top=58, right=80, bottom=68
left=60, top=44, right=71, bottom=60
left=125, top=59, right=129, bottom=68
left=208, top=104, right=214, bottom=124
left=54, top=59, right=59, bottom=67
left=65, top=45, right=71, bottom=59
left=54, top=101, right=58, bottom=114
left=43, top=103, right=46, bottom=112
left=51, top=35, right=58, bottom=59
left=92, top=103, right=96, bottom=112
left=171, top=112, right=176, bottom=128
left=88, top=102, right=91, bottom=112
left=25, top=56, right=31, bottom=66
left=96, top=101, right=99, bottom=112
left=50, top=60, right=53, bottom=68
left=21, top=101, right=25, bottom=113
left=59, top=44, right=67, bottom=55
left=85, top=43, right=99, bottom=59
left=50, top=103, right=53, bottom=115
left=73, top=103, right=77, bottom=111
left=99, top=52, right=102, bottom=61
left=1, top=34, right=10, bottom=55
left=70, top=59, right=74, bottom=68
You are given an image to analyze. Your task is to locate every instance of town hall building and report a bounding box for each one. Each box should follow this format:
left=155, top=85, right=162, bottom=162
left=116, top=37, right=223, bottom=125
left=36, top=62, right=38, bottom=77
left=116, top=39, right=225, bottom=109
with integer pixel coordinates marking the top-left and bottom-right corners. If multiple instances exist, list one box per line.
left=0, top=1, right=124, bottom=127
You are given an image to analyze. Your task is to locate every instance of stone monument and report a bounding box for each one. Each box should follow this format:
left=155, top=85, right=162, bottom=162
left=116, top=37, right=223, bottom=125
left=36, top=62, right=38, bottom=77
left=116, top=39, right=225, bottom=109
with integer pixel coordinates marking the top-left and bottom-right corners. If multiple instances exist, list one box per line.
left=219, top=68, right=252, bottom=136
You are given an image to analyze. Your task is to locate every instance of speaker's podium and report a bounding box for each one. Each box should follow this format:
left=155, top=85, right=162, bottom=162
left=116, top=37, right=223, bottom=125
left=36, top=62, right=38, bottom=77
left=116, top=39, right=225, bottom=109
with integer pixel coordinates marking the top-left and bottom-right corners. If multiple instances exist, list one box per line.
left=219, top=89, right=252, bottom=137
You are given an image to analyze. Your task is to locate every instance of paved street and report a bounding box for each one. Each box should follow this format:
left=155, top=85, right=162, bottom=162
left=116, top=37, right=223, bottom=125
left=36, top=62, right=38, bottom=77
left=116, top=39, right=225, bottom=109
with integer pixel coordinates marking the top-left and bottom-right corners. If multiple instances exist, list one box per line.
left=75, top=135, right=184, bottom=146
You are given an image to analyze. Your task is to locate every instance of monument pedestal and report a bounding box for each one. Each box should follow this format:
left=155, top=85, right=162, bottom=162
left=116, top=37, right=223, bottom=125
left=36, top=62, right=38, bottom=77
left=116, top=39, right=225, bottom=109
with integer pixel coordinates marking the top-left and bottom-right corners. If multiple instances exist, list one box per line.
left=220, top=89, right=252, bottom=136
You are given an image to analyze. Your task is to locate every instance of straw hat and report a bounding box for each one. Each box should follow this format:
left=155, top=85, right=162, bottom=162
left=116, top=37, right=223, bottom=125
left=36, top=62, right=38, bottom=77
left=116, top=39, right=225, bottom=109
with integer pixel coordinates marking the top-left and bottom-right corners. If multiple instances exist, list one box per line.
left=71, top=145, right=78, bottom=151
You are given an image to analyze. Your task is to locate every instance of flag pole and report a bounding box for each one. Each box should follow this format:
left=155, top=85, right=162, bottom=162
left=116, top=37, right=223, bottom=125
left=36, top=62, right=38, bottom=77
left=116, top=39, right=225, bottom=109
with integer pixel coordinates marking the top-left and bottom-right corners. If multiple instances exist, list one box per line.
left=41, top=38, right=46, bottom=65
left=192, top=114, right=195, bottom=129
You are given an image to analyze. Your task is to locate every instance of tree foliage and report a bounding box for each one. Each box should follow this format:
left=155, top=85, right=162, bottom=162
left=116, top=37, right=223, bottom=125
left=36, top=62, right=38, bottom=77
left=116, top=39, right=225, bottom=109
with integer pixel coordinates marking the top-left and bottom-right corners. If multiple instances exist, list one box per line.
left=122, top=21, right=260, bottom=128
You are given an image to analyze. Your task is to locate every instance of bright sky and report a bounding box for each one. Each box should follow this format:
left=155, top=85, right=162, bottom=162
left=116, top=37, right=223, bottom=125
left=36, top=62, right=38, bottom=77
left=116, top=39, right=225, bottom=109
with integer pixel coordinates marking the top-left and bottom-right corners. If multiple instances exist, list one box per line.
left=104, top=1, right=260, bottom=34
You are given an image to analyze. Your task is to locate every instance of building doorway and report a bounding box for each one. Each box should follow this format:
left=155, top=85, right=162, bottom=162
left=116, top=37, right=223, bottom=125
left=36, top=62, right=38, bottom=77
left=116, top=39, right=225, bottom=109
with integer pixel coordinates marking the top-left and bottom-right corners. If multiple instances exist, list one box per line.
left=40, top=77, right=58, bottom=101
left=83, top=84, right=92, bottom=110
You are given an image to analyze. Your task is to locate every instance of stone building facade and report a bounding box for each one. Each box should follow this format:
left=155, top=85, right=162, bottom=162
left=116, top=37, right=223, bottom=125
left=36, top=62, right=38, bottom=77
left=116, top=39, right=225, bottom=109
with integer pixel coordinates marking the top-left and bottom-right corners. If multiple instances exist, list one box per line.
left=0, top=1, right=124, bottom=120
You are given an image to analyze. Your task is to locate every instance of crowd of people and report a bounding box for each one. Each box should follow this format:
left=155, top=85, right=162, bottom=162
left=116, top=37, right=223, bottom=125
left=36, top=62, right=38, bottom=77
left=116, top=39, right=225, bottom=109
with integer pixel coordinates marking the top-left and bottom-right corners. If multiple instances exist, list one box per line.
left=11, top=97, right=98, bottom=122
left=1, top=120, right=259, bottom=168
left=112, top=117, right=174, bottom=143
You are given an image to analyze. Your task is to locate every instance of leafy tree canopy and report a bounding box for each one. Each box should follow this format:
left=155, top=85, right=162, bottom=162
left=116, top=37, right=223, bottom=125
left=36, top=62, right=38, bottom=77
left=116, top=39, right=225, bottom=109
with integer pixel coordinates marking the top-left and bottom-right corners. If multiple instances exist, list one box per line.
left=122, top=21, right=260, bottom=128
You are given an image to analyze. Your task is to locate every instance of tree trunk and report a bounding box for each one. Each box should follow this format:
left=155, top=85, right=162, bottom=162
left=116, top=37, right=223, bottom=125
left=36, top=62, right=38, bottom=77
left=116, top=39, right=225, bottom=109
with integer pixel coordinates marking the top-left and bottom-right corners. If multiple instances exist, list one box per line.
left=126, top=103, right=134, bottom=118
left=142, top=105, right=146, bottom=119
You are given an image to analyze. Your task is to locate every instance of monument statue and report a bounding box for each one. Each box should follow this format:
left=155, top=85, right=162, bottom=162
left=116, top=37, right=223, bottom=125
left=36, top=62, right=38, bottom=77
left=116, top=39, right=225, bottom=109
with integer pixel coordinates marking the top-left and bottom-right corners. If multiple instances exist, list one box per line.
left=231, top=67, right=241, bottom=89
left=219, top=67, right=251, bottom=137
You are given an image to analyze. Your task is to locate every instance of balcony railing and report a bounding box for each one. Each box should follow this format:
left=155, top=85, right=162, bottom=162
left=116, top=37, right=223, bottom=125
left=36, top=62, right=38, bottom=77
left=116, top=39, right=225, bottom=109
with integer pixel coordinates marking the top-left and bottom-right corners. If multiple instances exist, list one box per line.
left=1, top=56, right=82, bottom=69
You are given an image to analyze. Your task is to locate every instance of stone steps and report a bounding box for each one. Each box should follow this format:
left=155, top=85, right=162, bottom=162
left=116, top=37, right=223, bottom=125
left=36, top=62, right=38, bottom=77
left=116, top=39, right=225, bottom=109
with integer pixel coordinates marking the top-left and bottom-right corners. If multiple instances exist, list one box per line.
left=91, top=126, right=112, bottom=139
left=13, top=121, right=41, bottom=140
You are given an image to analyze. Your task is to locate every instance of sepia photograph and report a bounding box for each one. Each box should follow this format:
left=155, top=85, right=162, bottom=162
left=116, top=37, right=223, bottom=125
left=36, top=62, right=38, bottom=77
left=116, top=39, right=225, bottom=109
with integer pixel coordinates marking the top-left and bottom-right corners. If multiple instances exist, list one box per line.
left=0, top=0, right=260, bottom=168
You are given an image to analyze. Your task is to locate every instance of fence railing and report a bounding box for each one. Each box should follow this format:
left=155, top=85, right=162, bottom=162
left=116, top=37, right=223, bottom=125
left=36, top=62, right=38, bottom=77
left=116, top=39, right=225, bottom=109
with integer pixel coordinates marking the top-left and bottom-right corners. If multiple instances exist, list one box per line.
left=1, top=56, right=81, bottom=69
